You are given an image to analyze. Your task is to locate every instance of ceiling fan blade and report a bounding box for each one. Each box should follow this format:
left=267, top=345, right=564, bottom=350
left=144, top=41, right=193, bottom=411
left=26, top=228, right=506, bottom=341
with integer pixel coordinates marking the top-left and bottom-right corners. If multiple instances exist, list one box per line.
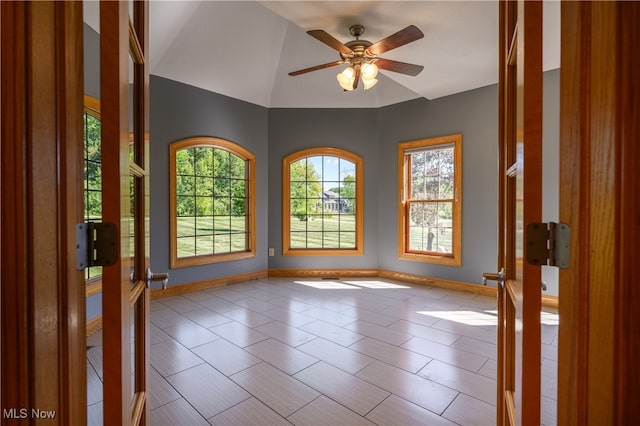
left=375, top=58, right=424, bottom=76
left=289, top=60, right=344, bottom=76
left=307, top=30, right=353, bottom=55
left=366, top=25, right=424, bottom=56
left=353, top=67, right=361, bottom=90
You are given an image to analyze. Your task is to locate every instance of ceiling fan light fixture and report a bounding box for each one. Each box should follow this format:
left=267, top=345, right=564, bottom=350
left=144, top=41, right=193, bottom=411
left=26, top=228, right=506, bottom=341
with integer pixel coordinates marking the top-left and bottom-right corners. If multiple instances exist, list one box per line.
left=337, top=66, right=356, bottom=90
left=290, top=24, right=424, bottom=93
left=361, top=63, right=378, bottom=80
left=362, top=77, right=378, bottom=90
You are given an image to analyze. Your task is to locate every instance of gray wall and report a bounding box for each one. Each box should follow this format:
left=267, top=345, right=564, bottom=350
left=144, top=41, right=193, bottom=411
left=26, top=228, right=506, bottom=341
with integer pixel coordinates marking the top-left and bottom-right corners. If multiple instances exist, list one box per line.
left=376, top=86, right=500, bottom=284
left=542, top=69, right=560, bottom=296
left=267, top=108, right=380, bottom=269
left=149, top=76, right=270, bottom=287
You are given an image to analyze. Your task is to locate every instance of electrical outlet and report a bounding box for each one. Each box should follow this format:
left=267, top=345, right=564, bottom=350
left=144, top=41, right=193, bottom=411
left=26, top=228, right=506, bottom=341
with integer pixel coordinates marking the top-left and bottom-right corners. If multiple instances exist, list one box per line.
left=268, top=248, right=275, bottom=256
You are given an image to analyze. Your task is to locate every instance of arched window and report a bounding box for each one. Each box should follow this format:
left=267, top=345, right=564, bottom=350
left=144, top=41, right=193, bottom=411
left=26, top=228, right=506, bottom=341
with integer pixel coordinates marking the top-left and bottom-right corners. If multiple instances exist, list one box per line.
left=283, top=147, right=363, bottom=256
left=170, top=137, right=256, bottom=268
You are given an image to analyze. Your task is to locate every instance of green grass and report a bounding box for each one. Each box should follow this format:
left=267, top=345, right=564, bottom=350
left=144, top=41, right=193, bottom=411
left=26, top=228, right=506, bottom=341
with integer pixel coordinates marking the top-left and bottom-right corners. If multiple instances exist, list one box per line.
left=177, top=216, right=247, bottom=257
left=408, top=224, right=453, bottom=253
left=290, top=215, right=356, bottom=249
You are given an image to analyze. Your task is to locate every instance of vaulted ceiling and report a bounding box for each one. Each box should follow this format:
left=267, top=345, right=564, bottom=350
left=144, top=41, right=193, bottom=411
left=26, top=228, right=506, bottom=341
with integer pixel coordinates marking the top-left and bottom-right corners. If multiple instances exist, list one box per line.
left=84, top=1, right=560, bottom=108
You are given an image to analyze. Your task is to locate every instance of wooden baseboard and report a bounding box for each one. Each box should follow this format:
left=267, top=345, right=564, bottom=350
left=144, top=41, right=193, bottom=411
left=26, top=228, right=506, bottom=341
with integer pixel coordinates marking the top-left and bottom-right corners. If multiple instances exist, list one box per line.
left=268, top=268, right=379, bottom=278
left=378, top=269, right=498, bottom=297
left=86, top=280, right=101, bottom=297
left=86, top=315, right=102, bottom=336
left=144, top=266, right=558, bottom=308
left=150, top=270, right=268, bottom=299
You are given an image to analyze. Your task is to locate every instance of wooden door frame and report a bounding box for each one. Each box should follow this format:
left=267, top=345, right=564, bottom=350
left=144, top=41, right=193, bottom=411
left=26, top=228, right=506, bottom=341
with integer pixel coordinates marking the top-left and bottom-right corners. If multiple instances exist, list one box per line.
left=558, top=1, right=640, bottom=423
left=497, top=0, right=543, bottom=424
left=0, top=2, right=85, bottom=424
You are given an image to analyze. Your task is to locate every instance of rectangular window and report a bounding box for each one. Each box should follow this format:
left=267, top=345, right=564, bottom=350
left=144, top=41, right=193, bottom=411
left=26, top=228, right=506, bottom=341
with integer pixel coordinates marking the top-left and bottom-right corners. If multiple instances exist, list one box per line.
left=398, top=134, right=462, bottom=266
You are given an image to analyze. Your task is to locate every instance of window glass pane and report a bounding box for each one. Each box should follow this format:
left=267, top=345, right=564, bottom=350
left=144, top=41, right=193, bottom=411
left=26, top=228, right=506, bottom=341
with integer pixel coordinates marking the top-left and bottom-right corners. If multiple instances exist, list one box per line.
left=195, top=196, right=212, bottom=216
left=323, top=216, right=339, bottom=232
left=176, top=196, right=195, bottom=216
left=177, top=237, right=196, bottom=257
left=306, top=216, right=323, bottom=231
left=195, top=147, right=213, bottom=176
left=230, top=215, right=246, bottom=232
left=212, top=215, right=228, bottom=233
left=214, top=149, right=230, bottom=177
left=196, top=235, right=213, bottom=255
left=290, top=232, right=307, bottom=248
left=214, top=234, right=231, bottom=253
left=290, top=159, right=306, bottom=181
left=195, top=216, right=214, bottom=236
left=409, top=146, right=454, bottom=200
left=408, top=201, right=453, bottom=254
left=339, top=215, right=356, bottom=232
left=230, top=233, right=246, bottom=251
left=176, top=175, right=194, bottom=195
left=215, top=197, right=231, bottom=216
left=195, top=177, right=213, bottom=196
left=176, top=217, right=195, bottom=237
left=340, top=232, right=356, bottom=248
left=231, top=197, right=246, bottom=216
left=339, top=158, right=355, bottom=181
left=308, top=198, right=322, bottom=214
left=306, top=232, right=323, bottom=248
left=229, top=153, right=245, bottom=179
left=86, top=161, right=101, bottom=190
left=323, top=232, right=339, bottom=248
left=176, top=149, right=194, bottom=174
left=231, top=178, right=246, bottom=199
left=214, top=178, right=231, bottom=198
left=322, top=156, right=338, bottom=180
left=290, top=216, right=306, bottom=232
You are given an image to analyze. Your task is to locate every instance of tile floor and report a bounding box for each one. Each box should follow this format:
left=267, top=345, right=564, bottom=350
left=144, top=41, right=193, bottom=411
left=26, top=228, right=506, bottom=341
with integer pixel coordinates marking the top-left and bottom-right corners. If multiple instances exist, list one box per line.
left=86, top=277, right=558, bottom=425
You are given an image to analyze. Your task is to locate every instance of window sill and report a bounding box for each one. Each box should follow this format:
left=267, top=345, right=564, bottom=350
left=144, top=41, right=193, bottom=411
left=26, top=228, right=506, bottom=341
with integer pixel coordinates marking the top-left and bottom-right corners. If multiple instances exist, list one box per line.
left=283, top=247, right=363, bottom=257
left=398, top=251, right=461, bottom=267
left=171, top=250, right=256, bottom=269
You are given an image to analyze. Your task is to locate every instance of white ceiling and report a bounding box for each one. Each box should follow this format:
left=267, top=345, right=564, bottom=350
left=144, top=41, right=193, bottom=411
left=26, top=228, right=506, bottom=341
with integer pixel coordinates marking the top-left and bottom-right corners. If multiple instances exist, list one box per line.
left=84, top=0, right=560, bottom=108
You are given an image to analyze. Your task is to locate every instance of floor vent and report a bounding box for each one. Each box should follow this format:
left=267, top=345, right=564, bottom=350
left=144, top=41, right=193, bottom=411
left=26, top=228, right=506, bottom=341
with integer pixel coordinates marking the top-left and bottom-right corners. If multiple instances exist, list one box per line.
left=321, top=277, right=340, bottom=280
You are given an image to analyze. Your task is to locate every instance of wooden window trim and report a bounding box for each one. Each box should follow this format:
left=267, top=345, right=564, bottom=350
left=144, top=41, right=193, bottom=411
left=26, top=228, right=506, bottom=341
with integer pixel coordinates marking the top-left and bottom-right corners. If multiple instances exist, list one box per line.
left=169, top=137, right=256, bottom=268
left=282, top=147, right=364, bottom=256
left=397, top=134, right=462, bottom=266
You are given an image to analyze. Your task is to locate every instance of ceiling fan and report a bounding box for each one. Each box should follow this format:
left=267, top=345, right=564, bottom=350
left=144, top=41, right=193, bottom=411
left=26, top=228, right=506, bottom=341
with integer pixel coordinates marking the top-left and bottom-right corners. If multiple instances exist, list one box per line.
left=289, top=24, right=424, bottom=91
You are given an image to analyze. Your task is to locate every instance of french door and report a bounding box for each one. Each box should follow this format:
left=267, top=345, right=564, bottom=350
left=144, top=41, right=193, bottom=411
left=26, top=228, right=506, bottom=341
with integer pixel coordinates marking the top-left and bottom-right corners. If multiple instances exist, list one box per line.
left=496, top=0, right=543, bottom=424
left=100, top=1, right=151, bottom=424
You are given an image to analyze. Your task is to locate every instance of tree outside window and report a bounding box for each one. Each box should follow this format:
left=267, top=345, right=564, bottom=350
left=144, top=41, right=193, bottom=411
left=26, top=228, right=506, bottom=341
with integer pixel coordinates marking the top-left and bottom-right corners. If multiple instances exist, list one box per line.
left=398, top=134, right=462, bottom=266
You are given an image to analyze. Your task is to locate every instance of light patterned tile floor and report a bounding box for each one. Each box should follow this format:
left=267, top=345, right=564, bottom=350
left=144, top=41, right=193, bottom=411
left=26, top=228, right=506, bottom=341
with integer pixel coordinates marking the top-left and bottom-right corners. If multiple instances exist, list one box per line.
left=87, top=277, right=559, bottom=425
